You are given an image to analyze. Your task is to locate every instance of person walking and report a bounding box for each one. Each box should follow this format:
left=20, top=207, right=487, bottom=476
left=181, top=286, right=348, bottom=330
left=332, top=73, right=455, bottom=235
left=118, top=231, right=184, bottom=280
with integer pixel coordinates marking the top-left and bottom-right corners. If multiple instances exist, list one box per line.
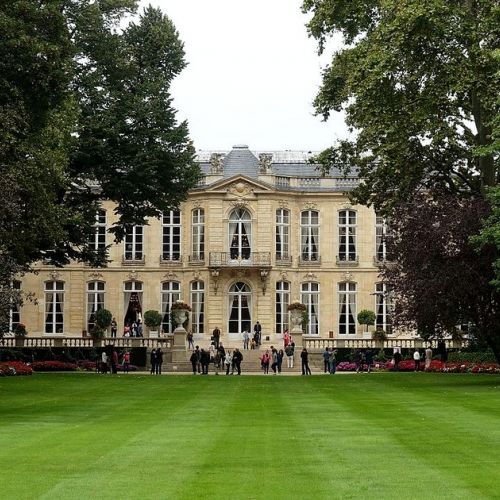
left=301, top=348, right=311, bottom=375
left=110, top=317, right=118, bottom=338
left=225, top=350, right=233, bottom=375
left=322, top=347, right=330, bottom=373
left=122, top=351, right=130, bottom=373
left=156, top=348, right=163, bottom=375
left=328, top=348, right=337, bottom=374
left=232, top=348, right=243, bottom=375
left=425, top=345, right=433, bottom=370
left=365, top=348, right=374, bottom=373
left=212, top=326, right=221, bottom=349
left=261, top=350, right=270, bottom=374
left=150, top=348, right=157, bottom=375
left=242, top=330, right=250, bottom=350
left=253, top=321, right=262, bottom=346
left=285, top=342, right=294, bottom=368
left=413, top=348, right=421, bottom=371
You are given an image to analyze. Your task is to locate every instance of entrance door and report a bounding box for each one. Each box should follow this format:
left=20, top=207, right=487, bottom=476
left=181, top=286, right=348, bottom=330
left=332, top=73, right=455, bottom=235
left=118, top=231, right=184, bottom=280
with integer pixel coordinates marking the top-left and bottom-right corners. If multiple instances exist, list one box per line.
left=228, top=282, right=252, bottom=340
left=228, top=209, right=251, bottom=260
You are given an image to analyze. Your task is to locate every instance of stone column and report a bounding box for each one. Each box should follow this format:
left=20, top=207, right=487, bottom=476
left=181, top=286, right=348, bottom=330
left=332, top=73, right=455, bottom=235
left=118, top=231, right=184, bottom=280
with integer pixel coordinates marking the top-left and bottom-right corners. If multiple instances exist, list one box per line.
left=171, top=308, right=189, bottom=362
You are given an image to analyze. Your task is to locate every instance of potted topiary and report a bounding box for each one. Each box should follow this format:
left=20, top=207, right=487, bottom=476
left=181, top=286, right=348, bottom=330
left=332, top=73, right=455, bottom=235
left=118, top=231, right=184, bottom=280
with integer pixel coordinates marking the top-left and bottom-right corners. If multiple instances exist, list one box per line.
left=357, top=309, right=376, bottom=338
left=144, top=310, right=162, bottom=338
left=14, top=323, right=27, bottom=347
left=91, top=308, right=112, bottom=345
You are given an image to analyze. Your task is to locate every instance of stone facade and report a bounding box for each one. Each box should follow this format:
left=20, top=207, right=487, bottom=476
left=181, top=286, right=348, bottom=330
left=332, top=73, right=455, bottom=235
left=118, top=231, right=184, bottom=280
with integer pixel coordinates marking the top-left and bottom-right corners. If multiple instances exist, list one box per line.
left=19, top=145, right=394, bottom=344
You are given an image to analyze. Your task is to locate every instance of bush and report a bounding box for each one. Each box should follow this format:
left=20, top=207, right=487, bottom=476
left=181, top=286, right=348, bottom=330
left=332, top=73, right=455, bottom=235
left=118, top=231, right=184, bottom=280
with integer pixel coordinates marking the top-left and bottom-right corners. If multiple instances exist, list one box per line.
left=447, top=351, right=496, bottom=363
left=144, top=310, right=162, bottom=329
left=0, top=361, right=33, bottom=376
left=31, top=361, right=78, bottom=372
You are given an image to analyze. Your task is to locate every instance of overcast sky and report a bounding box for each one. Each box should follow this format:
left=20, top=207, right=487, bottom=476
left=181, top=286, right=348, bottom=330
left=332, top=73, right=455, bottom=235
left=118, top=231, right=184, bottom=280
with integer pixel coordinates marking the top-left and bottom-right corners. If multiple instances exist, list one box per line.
left=138, top=0, right=347, bottom=151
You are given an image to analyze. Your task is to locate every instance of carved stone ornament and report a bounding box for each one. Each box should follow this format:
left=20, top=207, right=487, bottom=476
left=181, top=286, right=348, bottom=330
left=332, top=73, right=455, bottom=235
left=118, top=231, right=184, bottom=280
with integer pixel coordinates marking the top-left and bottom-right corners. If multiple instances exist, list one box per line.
left=229, top=182, right=251, bottom=197
left=232, top=269, right=248, bottom=279
left=48, top=270, right=61, bottom=281
left=342, top=202, right=353, bottom=210
left=280, top=271, right=288, bottom=281
left=128, top=270, right=140, bottom=281
left=163, top=271, right=177, bottom=281
left=304, top=202, right=317, bottom=210
left=88, top=271, right=103, bottom=281
left=192, top=200, right=202, bottom=209
left=193, top=271, right=201, bottom=281
left=342, top=271, right=355, bottom=282
left=304, top=272, right=317, bottom=281
left=278, top=200, right=289, bottom=209
left=209, top=153, right=225, bottom=174
left=258, top=153, right=273, bottom=174
left=230, top=200, right=249, bottom=210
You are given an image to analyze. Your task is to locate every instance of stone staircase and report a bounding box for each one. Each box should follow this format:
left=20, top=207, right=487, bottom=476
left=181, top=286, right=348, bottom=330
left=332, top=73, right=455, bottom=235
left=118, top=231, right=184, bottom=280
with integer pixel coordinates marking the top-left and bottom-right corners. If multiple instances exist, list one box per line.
left=165, top=344, right=325, bottom=374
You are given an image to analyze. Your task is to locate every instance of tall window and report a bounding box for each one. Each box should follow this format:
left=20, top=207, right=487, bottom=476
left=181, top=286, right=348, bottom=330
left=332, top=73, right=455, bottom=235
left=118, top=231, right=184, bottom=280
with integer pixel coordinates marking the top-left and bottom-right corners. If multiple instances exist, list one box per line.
left=228, top=209, right=252, bottom=260
left=275, top=209, right=290, bottom=260
left=275, top=281, right=290, bottom=334
left=124, top=226, right=143, bottom=261
left=338, top=210, right=357, bottom=261
left=87, top=281, right=105, bottom=332
left=375, top=283, right=392, bottom=334
left=124, top=281, right=143, bottom=326
left=162, top=210, right=181, bottom=261
left=228, top=282, right=252, bottom=334
left=375, top=215, right=388, bottom=261
left=93, top=209, right=106, bottom=251
left=301, top=210, right=319, bottom=261
left=338, top=282, right=356, bottom=335
left=190, top=281, right=205, bottom=336
left=161, top=281, right=181, bottom=333
left=301, top=282, right=319, bottom=335
left=192, top=209, right=205, bottom=261
left=9, top=281, right=21, bottom=332
left=45, top=281, right=64, bottom=334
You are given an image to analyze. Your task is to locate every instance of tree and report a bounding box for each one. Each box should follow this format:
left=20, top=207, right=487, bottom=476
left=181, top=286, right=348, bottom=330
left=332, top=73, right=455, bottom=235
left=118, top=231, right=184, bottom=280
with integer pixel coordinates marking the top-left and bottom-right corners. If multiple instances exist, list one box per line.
left=303, top=0, right=500, bottom=360
left=381, top=194, right=500, bottom=363
left=357, top=309, right=376, bottom=332
left=303, top=0, right=499, bottom=209
left=0, top=2, right=200, bottom=334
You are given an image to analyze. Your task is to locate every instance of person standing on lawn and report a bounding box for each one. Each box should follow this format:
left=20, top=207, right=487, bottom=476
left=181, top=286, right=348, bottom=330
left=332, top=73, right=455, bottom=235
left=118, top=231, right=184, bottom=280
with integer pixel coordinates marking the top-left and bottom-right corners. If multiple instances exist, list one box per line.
left=111, top=349, right=119, bottom=374
left=328, top=348, right=337, bottom=374
left=122, top=351, right=130, bottom=373
left=365, top=348, right=374, bottom=373
left=260, top=350, right=270, bottom=374
left=322, top=347, right=330, bottom=373
left=285, top=342, right=294, bottom=368
left=225, top=350, right=233, bottom=375
left=232, top=348, right=243, bottom=375
left=150, top=348, right=157, bottom=375
left=413, top=349, right=421, bottom=371
left=156, top=348, right=164, bottom=375
left=393, top=349, right=402, bottom=371
left=190, top=349, right=198, bottom=375
left=301, top=348, right=311, bottom=375
left=425, top=346, right=433, bottom=370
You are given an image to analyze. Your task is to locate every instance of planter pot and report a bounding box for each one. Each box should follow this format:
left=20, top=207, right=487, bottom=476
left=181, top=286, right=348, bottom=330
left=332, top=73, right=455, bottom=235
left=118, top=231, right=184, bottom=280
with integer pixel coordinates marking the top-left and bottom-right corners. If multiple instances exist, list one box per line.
left=172, top=308, right=189, bottom=329
left=289, top=309, right=304, bottom=335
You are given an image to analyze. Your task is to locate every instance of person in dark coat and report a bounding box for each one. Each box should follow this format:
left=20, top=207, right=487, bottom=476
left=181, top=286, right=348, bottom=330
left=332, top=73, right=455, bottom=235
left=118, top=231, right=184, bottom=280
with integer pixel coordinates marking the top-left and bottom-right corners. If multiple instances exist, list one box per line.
left=301, top=348, right=311, bottom=375
left=200, top=349, right=210, bottom=375
left=212, top=326, right=221, bottom=349
left=111, top=349, right=119, bottom=374
left=150, top=349, right=157, bottom=375
left=365, top=348, right=374, bottom=373
left=253, top=321, right=262, bottom=346
left=393, top=349, right=402, bottom=371
left=156, top=348, right=164, bottom=375
left=232, top=348, right=243, bottom=375
left=190, top=350, right=198, bottom=374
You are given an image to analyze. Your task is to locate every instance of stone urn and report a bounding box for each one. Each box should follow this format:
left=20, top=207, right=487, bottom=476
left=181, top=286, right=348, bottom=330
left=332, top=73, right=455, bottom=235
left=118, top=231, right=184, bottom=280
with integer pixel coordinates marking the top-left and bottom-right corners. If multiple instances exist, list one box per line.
left=171, top=301, right=191, bottom=351
left=288, top=303, right=306, bottom=336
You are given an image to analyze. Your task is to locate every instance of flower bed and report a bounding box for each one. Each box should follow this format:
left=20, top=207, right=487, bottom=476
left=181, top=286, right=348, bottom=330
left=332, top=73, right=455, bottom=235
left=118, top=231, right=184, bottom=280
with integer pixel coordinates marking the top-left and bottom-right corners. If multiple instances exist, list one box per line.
left=0, top=361, right=33, bottom=376
left=31, top=361, right=78, bottom=372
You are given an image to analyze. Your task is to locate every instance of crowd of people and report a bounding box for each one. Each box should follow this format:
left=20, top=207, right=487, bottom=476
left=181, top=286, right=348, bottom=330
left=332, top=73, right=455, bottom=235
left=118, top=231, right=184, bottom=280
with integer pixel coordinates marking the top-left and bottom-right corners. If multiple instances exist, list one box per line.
left=97, top=349, right=131, bottom=374
left=189, top=343, right=244, bottom=375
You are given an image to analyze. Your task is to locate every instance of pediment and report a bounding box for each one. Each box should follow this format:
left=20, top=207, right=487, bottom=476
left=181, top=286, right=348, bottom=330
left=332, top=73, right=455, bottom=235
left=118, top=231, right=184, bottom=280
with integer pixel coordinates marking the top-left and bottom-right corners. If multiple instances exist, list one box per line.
left=202, top=175, right=275, bottom=195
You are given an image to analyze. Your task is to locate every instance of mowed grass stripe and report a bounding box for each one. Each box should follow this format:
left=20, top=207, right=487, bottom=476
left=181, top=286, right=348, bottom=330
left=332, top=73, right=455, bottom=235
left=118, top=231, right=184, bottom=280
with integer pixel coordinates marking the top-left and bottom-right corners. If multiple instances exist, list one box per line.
left=0, top=374, right=499, bottom=499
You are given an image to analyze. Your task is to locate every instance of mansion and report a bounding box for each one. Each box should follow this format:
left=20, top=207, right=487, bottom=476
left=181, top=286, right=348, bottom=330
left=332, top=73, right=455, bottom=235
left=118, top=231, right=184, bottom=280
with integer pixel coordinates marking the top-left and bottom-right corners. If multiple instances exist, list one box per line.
left=18, top=144, right=392, bottom=344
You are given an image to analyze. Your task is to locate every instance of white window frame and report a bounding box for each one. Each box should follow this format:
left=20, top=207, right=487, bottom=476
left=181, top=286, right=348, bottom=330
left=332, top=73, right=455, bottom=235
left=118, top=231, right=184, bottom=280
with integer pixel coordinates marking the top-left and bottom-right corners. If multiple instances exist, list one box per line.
left=124, top=226, right=144, bottom=261
left=338, top=282, right=356, bottom=335
left=190, top=281, right=205, bottom=337
left=162, top=210, right=181, bottom=261
left=275, top=281, right=290, bottom=334
left=86, top=281, right=105, bottom=332
left=300, top=210, right=320, bottom=262
left=275, top=209, right=290, bottom=261
left=93, top=209, right=106, bottom=252
left=301, top=282, right=319, bottom=335
left=191, top=208, right=205, bottom=261
left=338, top=210, right=357, bottom=261
left=161, top=281, right=181, bottom=334
left=45, top=281, right=65, bottom=335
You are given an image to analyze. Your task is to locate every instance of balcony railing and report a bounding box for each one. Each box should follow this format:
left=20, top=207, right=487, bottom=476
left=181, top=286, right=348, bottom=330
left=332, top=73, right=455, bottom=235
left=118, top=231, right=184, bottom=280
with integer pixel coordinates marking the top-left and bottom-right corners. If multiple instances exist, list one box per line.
left=209, top=252, right=271, bottom=268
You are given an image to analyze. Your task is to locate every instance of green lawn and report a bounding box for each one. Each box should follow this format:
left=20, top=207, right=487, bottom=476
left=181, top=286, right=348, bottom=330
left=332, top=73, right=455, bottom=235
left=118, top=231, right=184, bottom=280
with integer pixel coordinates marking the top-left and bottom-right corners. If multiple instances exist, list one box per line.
left=1, top=373, right=499, bottom=499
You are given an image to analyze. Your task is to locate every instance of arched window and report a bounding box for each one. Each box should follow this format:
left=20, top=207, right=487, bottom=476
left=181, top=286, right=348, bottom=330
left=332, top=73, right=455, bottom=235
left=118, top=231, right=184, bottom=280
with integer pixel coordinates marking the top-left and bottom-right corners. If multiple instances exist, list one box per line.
left=161, top=281, right=181, bottom=333
left=162, top=210, right=181, bottom=261
left=228, top=209, right=252, bottom=260
left=275, top=209, right=290, bottom=261
left=338, top=282, right=356, bottom=335
left=228, top=282, right=252, bottom=335
left=300, top=210, right=319, bottom=261
left=275, top=281, right=290, bottom=334
left=124, top=281, right=143, bottom=327
left=87, top=281, right=105, bottom=332
left=45, top=281, right=64, bottom=334
left=191, top=281, right=205, bottom=337
left=301, top=282, right=319, bottom=335
left=192, top=208, right=205, bottom=261
left=375, top=283, right=392, bottom=334
left=338, top=210, right=357, bottom=261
